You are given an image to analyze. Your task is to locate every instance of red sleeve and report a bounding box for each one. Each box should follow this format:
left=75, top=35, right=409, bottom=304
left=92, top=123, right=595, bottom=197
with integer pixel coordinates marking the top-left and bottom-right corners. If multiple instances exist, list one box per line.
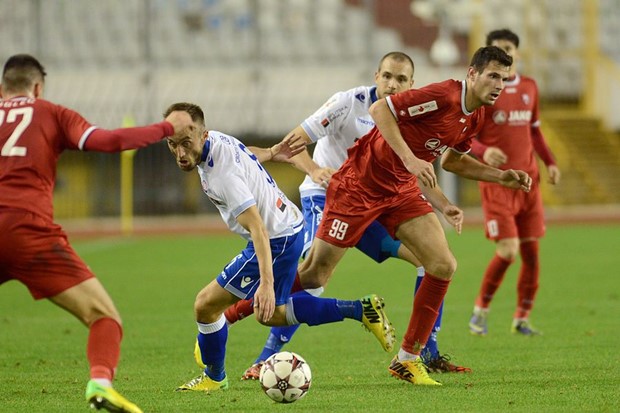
left=531, top=126, right=556, bottom=166
left=82, top=121, right=174, bottom=152
left=470, top=138, right=488, bottom=159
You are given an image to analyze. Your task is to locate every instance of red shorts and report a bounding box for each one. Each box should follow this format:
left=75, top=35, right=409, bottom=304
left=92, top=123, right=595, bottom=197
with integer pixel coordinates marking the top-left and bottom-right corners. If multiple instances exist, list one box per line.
left=316, top=170, right=433, bottom=248
left=479, top=181, right=545, bottom=240
left=0, top=209, right=94, bottom=299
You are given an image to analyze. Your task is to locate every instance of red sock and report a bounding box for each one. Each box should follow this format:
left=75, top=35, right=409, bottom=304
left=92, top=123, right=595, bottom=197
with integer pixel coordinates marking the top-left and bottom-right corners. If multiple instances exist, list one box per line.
left=475, top=254, right=513, bottom=308
left=514, top=240, right=539, bottom=319
left=402, top=274, right=450, bottom=355
left=224, top=272, right=304, bottom=324
left=224, top=299, right=254, bottom=324
left=87, top=318, right=122, bottom=381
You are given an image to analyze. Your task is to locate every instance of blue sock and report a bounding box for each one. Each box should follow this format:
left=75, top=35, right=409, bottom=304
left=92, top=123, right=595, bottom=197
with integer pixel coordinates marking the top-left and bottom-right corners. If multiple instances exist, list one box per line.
left=288, top=292, right=361, bottom=325
left=256, top=325, right=300, bottom=363
left=197, top=317, right=228, bottom=381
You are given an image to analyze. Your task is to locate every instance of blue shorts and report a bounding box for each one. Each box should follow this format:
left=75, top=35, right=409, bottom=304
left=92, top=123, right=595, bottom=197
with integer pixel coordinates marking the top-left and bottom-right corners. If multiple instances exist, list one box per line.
left=301, top=194, right=400, bottom=262
left=216, top=229, right=304, bottom=306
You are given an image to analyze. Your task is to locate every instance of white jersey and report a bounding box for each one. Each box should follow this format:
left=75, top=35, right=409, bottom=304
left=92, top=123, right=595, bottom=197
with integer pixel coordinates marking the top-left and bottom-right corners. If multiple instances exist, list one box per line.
left=197, top=131, right=303, bottom=240
left=299, top=85, right=379, bottom=197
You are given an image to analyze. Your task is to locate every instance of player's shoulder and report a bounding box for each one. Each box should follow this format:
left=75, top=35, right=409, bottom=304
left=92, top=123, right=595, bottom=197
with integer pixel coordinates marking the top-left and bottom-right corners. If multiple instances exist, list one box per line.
left=326, top=85, right=371, bottom=105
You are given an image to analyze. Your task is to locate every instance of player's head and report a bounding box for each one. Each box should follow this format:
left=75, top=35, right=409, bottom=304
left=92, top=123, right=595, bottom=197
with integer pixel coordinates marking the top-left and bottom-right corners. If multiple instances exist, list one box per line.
left=163, top=102, right=208, bottom=172
left=1, top=54, right=46, bottom=99
left=486, top=29, right=520, bottom=75
left=465, top=46, right=512, bottom=110
left=374, top=51, right=415, bottom=99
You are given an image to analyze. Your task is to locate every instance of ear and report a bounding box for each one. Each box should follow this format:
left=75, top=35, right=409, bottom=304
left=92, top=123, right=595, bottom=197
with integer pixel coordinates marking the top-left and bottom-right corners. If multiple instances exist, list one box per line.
left=33, top=82, right=43, bottom=98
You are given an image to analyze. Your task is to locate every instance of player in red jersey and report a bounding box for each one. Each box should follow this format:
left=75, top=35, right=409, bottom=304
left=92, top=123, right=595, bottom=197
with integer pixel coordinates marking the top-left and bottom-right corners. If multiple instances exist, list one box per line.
left=298, top=46, right=532, bottom=386
left=468, top=29, right=561, bottom=337
left=0, top=54, right=192, bottom=412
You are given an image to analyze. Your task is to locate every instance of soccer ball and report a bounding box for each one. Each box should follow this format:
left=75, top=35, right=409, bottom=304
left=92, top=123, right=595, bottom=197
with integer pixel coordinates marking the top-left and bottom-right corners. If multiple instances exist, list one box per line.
left=259, top=351, right=312, bottom=403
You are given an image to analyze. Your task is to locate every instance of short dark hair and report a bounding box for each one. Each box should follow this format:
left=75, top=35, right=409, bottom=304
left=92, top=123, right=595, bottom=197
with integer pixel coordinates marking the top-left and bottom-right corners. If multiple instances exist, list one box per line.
left=163, top=102, right=205, bottom=127
left=378, top=51, right=415, bottom=74
left=2, top=54, right=47, bottom=93
left=469, top=46, right=513, bottom=73
left=486, top=29, right=520, bottom=48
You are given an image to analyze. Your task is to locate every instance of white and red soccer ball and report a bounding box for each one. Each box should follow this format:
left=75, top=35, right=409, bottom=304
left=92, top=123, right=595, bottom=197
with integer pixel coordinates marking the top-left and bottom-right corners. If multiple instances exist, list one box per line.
left=259, top=351, right=312, bottom=403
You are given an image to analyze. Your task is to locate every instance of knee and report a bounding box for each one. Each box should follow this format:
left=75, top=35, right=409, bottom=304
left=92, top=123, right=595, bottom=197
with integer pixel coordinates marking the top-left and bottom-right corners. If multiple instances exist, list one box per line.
left=425, top=255, right=457, bottom=279
left=496, top=239, right=519, bottom=260
left=194, top=290, right=216, bottom=320
left=298, top=261, right=332, bottom=289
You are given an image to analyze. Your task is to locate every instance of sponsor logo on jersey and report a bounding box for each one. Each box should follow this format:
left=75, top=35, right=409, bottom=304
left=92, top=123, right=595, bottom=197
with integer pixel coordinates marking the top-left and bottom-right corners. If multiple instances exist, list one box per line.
left=240, top=276, right=253, bottom=288
left=424, top=138, right=441, bottom=150
left=408, top=100, right=438, bottom=117
left=356, top=117, right=374, bottom=126
left=493, top=110, right=508, bottom=125
left=505, top=87, right=517, bottom=94
left=355, top=93, right=366, bottom=102
left=508, top=110, right=532, bottom=123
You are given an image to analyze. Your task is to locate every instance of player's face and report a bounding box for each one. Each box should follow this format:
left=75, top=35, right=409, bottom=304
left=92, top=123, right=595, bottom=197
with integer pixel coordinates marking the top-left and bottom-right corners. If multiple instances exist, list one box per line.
left=374, top=58, right=414, bottom=99
left=468, top=61, right=510, bottom=108
left=490, top=39, right=519, bottom=75
left=167, top=123, right=206, bottom=172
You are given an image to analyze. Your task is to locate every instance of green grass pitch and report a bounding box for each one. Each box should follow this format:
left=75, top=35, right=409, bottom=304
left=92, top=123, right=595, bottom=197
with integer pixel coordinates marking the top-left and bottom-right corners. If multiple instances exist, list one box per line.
left=1, top=224, right=619, bottom=412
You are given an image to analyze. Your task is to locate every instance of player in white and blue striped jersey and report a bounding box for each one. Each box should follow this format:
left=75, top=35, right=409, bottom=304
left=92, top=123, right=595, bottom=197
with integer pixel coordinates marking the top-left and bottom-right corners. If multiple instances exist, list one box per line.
left=163, top=102, right=396, bottom=392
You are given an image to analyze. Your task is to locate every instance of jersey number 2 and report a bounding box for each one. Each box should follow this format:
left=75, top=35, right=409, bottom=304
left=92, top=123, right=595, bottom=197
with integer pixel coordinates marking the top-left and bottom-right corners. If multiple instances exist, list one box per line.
left=0, top=107, right=33, bottom=157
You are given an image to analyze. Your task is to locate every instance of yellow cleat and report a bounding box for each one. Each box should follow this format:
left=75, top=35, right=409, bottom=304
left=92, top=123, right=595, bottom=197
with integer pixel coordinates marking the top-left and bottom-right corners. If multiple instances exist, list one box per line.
left=388, top=356, right=442, bottom=386
left=85, top=380, right=143, bottom=413
left=360, top=294, right=396, bottom=352
left=175, top=373, right=229, bottom=392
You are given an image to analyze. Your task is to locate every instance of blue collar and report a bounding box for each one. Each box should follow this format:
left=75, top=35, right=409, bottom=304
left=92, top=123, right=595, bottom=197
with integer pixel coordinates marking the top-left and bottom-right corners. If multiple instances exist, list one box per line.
left=201, top=138, right=210, bottom=163
left=370, top=86, right=378, bottom=103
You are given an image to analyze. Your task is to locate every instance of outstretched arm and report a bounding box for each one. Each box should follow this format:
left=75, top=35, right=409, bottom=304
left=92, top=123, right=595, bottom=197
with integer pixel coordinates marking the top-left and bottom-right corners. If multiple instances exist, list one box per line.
left=441, top=148, right=531, bottom=192
left=248, top=131, right=307, bottom=164
left=418, top=180, right=463, bottom=234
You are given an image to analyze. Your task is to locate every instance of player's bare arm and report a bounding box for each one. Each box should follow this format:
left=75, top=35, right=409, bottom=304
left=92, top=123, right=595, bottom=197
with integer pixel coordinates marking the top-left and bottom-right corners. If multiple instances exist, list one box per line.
left=418, top=180, right=464, bottom=234
left=441, top=148, right=531, bottom=192
left=236, top=205, right=276, bottom=323
left=369, top=98, right=437, bottom=187
left=248, top=132, right=306, bottom=164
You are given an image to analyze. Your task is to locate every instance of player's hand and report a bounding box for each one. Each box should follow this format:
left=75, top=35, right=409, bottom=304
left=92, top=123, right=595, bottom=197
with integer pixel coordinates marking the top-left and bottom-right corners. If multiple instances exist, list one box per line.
left=483, top=147, right=508, bottom=167
left=270, top=132, right=307, bottom=163
left=253, top=282, right=276, bottom=323
left=405, top=157, right=437, bottom=188
left=310, top=167, right=337, bottom=188
left=165, top=111, right=194, bottom=134
left=547, top=165, right=561, bottom=185
left=499, top=169, right=532, bottom=192
left=441, top=204, right=464, bottom=234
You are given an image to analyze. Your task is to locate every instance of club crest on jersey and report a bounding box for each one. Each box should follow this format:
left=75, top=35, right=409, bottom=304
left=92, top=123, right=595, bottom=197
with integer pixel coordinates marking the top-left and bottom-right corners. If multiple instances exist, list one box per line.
left=408, top=100, right=438, bottom=117
left=321, top=118, right=330, bottom=127
left=492, top=110, right=508, bottom=125
left=522, top=94, right=531, bottom=105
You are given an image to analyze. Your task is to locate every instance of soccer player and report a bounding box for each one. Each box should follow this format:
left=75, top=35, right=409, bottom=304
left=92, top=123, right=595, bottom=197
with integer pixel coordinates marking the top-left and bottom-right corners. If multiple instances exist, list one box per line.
left=0, top=54, right=193, bottom=413
left=164, top=102, right=395, bottom=392
left=468, top=29, right=561, bottom=337
left=295, top=46, right=532, bottom=386
left=226, top=51, right=470, bottom=379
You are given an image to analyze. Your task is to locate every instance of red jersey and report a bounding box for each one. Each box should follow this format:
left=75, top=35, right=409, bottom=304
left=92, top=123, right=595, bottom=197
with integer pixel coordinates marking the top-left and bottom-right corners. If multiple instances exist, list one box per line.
left=346, top=80, right=485, bottom=194
left=472, top=74, right=545, bottom=179
left=0, top=96, right=173, bottom=221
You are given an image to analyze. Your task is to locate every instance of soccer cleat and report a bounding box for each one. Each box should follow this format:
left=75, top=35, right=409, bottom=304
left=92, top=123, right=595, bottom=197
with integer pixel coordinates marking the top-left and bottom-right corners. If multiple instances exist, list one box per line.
left=424, top=354, right=472, bottom=374
left=175, top=373, right=229, bottom=392
left=360, top=294, right=395, bottom=352
left=469, top=309, right=488, bottom=336
left=388, top=356, right=441, bottom=386
left=240, top=361, right=264, bottom=380
left=511, top=319, right=542, bottom=336
left=194, top=339, right=206, bottom=369
left=85, top=380, right=143, bottom=413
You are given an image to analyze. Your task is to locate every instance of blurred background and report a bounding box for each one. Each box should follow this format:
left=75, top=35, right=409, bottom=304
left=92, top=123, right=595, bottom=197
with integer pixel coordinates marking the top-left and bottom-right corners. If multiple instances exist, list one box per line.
left=1, top=0, right=619, bottom=232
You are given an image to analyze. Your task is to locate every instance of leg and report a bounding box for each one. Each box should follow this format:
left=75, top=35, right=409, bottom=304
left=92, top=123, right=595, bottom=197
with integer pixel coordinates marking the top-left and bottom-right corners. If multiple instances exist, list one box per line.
left=469, top=237, right=518, bottom=335
left=297, top=238, right=348, bottom=289
left=511, top=238, right=542, bottom=336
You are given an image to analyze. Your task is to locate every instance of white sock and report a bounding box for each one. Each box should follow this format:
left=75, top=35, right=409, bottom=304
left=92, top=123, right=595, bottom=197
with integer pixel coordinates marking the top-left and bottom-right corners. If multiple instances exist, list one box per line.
left=91, top=378, right=112, bottom=387
left=397, top=348, right=419, bottom=361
